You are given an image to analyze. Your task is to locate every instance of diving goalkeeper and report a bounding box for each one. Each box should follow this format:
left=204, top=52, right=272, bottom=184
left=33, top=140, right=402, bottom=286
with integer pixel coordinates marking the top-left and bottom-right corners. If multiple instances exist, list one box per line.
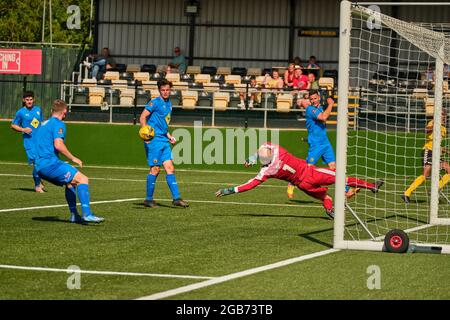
left=215, top=143, right=384, bottom=218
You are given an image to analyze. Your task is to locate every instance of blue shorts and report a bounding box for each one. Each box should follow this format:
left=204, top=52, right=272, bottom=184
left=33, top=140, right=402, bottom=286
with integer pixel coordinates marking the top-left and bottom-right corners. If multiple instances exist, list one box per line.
left=37, top=160, right=78, bottom=187
left=144, top=139, right=173, bottom=167
left=306, top=143, right=336, bottom=165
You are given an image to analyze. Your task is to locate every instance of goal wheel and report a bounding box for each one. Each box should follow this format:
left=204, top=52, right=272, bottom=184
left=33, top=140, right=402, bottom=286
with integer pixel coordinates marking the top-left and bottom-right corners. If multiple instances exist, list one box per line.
left=384, top=229, right=409, bottom=253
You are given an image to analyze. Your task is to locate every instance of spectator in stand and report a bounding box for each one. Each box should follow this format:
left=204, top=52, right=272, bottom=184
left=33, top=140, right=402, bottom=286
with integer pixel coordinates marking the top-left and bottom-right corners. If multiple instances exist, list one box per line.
left=83, top=47, right=116, bottom=80
left=238, top=77, right=261, bottom=110
left=307, top=72, right=319, bottom=90
left=293, top=56, right=302, bottom=67
left=306, top=55, right=320, bottom=69
left=168, top=47, right=187, bottom=74
left=263, top=69, right=284, bottom=90
left=293, top=66, right=309, bottom=90
left=284, top=63, right=296, bottom=88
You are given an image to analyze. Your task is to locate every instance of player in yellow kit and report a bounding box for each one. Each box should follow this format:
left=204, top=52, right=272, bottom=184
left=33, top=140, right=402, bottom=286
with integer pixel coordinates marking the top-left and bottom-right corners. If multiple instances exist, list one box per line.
left=401, top=111, right=450, bottom=203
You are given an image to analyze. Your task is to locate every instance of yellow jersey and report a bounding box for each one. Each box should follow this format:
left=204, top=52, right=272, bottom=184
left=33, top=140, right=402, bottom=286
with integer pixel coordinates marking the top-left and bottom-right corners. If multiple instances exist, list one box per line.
left=423, top=120, right=446, bottom=150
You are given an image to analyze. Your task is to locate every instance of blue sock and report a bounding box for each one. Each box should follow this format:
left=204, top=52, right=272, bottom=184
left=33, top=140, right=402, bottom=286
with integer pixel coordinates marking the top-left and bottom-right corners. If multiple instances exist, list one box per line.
left=77, top=184, right=92, bottom=216
left=345, top=185, right=350, bottom=193
left=32, top=167, right=41, bottom=187
left=146, top=174, right=158, bottom=201
left=166, top=174, right=181, bottom=200
left=65, top=187, right=78, bottom=215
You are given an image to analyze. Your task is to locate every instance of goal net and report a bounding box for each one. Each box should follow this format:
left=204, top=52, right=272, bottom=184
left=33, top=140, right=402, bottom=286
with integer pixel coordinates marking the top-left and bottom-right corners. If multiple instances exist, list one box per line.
left=334, top=1, right=450, bottom=254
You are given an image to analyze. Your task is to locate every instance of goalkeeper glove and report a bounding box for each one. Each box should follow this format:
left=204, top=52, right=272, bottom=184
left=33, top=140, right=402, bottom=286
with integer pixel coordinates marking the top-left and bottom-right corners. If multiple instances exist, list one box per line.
left=215, top=187, right=236, bottom=197
left=245, top=153, right=258, bottom=167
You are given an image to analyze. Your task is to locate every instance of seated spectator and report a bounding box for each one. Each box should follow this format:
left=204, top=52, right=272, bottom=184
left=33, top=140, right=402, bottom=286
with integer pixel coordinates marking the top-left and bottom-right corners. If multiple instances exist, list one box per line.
left=292, top=66, right=308, bottom=90
left=306, top=55, right=320, bottom=69
left=168, top=47, right=187, bottom=74
left=238, top=77, right=261, bottom=110
left=83, top=47, right=116, bottom=80
left=293, top=56, right=302, bottom=67
left=306, top=73, right=319, bottom=90
left=263, top=69, right=284, bottom=90
left=284, top=63, right=296, bottom=88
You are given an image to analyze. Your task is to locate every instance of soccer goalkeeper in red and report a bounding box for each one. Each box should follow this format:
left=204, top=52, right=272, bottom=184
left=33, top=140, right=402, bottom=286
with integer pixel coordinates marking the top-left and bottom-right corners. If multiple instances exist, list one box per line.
left=215, top=143, right=384, bottom=218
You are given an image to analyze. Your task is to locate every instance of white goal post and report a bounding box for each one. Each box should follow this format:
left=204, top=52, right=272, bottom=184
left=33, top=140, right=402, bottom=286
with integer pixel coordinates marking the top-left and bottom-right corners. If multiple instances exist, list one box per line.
left=334, top=1, right=450, bottom=254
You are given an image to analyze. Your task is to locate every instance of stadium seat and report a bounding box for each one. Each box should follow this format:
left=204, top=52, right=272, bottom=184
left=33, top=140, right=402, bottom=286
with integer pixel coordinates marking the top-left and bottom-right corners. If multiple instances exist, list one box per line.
left=150, top=89, right=160, bottom=99
left=151, top=72, right=162, bottom=81
left=318, top=77, right=335, bottom=90
left=169, top=90, right=181, bottom=106
left=115, top=64, right=127, bottom=73
left=194, top=73, right=211, bottom=84
left=112, top=79, right=128, bottom=90
left=142, top=80, right=158, bottom=90
left=211, top=74, right=224, bottom=84
left=120, top=88, right=135, bottom=106
left=186, top=65, right=201, bottom=75
left=166, top=73, right=180, bottom=83
left=203, top=82, right=220, bottom=92
left=73, top=87, right=88, bottom=105
left=134, top=72, right=150, bottom=82
left=261, top=92, right=276, bottom=109
left=255, top=75, right=266, bottom=86
left=201, top=66, right=217, bottom=76
left=120, top=72, right=134, bottom=81
left=126, top=64, right=141, bottom=73
left=173, top=81, right=189, bottom=91
left=231, top=67, right=247, bottom=77
left=229, top=92, right=241, bottom=109
left=97, top=79, right=112, bottom=86
left=181, top=90, right=198, bottom=109
left=213, top=92, right=230, bottom=111
left=262, top=68, right=272, bottom=76
left=136, top=89, right=150, bottom=106
left=234, top=83, right=247, bottom=93
left=412, top=88, right=428, bottom=98
left=424, top=97, right=434, bottom=116
left=198, top=91, right=213, bottom=107
left=104, top=88, right=120, bottom=105
left=156, top=65, right=167, bottom=73
left=225, top=75, right=241, bottom=85
left=181, top=73, right=194, bottom=82
left=323, top=69, right=338, bottom=82
left=88, top=87, right=105, bottom=106
left=104, top=71, right=120, bottom=81
left=276, top=94, right=293, bottom=112
left=142, top=64, right=157, bottom=74
left=247, top=68, right=262, bottom=76
left=217, top=67, right=231, bottom=75
left=81, top=78, right=97, bottom=87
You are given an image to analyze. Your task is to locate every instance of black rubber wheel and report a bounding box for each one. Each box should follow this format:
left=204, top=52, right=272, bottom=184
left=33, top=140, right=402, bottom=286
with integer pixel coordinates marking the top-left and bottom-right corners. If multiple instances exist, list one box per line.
left=384, top=229, right=409, bottom=253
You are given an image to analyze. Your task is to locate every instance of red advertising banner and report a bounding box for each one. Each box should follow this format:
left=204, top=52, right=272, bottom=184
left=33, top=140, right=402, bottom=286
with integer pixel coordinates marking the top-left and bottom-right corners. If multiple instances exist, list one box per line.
left=0, top=49, right=42, bottom=75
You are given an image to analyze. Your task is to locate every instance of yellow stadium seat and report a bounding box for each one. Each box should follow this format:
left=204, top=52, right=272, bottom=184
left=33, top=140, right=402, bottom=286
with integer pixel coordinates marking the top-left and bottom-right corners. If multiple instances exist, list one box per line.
left=412, top=88, right=428, bottom=99
left=81, top=78, right=97, bottom=87
left=318, top=77, right=334, bottom=90
left=134, top=72, right=150, bottom=82
left=120, top=88, right=135, bottom=106
left=181, top=91, right=198, bottom=110
left=247, top=68, right=262, bottom=76
left=142, top=81, right=158, bottom=90
left=166, top=73, right=180, bottom=83
left=217, top=67, right=231, bottom=75
left=195, top=74, right=211, bottom=84
left=235, top=84, right=247, bottom=93
left=126, top=64, right=141, bottom=73
left=112, top=79, right=128, bottom=90
left=276, top=94, right=293, bottom=112
left=204, top=82, right=220, bottom=92
left=225, top=75, right=241, bottom=85
left=156, top=65, right=167, bottom=73
left=173, top=82, right=189, bottom=91
left=424, top=97, right=434, bottom=117
left=88, top=87, right=105, bottom=105
left=104, top=71, right=120, bottom=81
left=150, top=89, right=160, bottom=99
left=186, top=66, right=201, bottom=75
left=255, top=76, right=266, bottom=86
left=213, top=92, right=230, bottom=111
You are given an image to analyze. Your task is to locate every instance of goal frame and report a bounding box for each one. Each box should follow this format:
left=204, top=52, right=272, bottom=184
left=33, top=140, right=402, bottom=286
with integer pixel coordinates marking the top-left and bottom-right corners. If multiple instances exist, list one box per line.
left=334, top=0, right=450, bottom=254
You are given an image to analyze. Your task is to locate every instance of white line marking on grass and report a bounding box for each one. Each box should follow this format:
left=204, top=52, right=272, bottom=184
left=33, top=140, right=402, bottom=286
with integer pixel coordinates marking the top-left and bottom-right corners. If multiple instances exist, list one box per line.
left=136, top=248, right=340, bottom=300
left=0, top=264, right=215, bottom=280
left=0, top=162, right=255, bottom=175
left=0, top=198, right=323, bottom=213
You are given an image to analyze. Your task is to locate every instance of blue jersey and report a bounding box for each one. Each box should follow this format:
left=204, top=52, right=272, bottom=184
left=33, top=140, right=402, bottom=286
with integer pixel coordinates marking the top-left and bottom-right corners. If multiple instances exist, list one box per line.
left=34, top=117, right=67, bottom=171
left=305, top=105, right=330, bottom=146
left=145, top=96, right=172, bottom=140
left=12, top=106, right=43, bottom=149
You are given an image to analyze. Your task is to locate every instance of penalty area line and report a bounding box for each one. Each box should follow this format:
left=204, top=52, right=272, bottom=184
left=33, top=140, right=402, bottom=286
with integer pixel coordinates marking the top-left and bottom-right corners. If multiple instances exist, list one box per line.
left=136, top=248, right=340, bottom=300
left=0, top=264, right=215, bottom=280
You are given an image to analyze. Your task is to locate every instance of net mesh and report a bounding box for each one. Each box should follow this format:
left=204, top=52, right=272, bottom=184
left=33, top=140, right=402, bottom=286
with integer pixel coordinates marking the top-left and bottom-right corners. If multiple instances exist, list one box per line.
left=344, top=5, right=450, bottom=245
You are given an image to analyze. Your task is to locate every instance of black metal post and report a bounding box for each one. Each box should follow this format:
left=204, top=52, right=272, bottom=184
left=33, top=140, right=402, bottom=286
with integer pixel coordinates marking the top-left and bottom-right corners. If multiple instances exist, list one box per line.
left=133, top=81, right=138, bottom=125
left=288, top=0, right=296, bottom=63
left=188, top=15, right=196, bottom=66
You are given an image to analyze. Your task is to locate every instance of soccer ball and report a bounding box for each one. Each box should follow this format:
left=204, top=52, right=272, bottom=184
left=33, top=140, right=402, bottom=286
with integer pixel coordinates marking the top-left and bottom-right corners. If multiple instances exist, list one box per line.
left=139, top=125, right=155, bottom=141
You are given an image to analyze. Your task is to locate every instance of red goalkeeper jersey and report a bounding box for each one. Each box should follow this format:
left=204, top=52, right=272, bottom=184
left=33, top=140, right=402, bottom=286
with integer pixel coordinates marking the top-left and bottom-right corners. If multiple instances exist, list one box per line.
left=235, top=143, right=310, bottom=193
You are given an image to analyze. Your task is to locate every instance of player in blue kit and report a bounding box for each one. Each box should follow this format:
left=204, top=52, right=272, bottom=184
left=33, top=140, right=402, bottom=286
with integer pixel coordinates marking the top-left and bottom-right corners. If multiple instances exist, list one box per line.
left=11, top=91, right=45, bottom=193
left=287, top=90, right=358, bottom=199
left=34, top=99, right=104, bottom=223
left=139, top=79, right=189, bottom=208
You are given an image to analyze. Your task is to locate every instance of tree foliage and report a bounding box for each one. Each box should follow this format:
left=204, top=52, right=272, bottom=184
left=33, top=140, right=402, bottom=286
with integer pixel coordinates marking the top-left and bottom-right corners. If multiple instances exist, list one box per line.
left=0, top=0, right=93, bottom=46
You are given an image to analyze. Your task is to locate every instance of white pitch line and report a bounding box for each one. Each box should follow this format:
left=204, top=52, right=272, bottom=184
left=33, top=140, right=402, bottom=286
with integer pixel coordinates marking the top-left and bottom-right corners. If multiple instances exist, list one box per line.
left=0, top=161, right=256, bottom=175
left=136, top=248, right=340, bottom=300
left=0, top=197, right=323, bottom=213
left=0, top=264, right=215, bottom=280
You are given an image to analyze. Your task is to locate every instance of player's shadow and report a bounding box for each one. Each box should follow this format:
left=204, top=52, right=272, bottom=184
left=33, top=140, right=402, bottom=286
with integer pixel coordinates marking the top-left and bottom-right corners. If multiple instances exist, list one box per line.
left=215, top=213, right=330, bottom=220
left=132, top=202, right=181, bottom=210
left=32, top=216, right=97, bottom=226
left=286, top=199, right=316, bottom=205
left=11, top=188, right=36, bottom=192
